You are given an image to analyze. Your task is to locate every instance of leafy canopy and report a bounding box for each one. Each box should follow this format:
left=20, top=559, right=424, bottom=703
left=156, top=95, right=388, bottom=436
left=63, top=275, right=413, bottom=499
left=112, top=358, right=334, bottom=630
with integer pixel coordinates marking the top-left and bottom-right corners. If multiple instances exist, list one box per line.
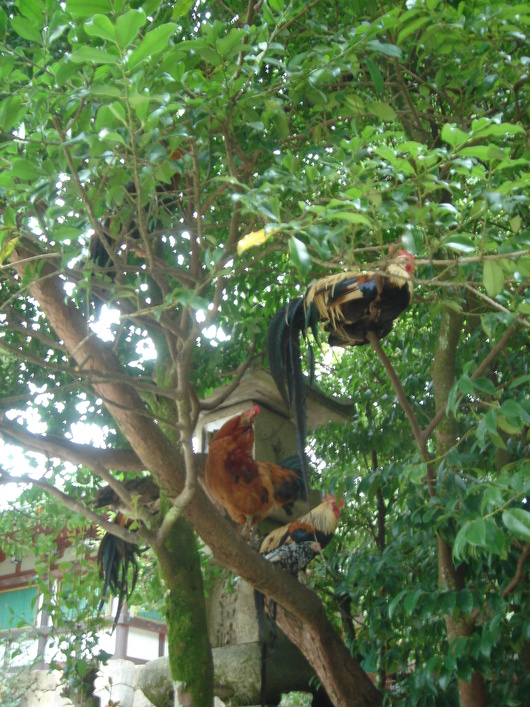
left=0, top=0, right=529, bottom=704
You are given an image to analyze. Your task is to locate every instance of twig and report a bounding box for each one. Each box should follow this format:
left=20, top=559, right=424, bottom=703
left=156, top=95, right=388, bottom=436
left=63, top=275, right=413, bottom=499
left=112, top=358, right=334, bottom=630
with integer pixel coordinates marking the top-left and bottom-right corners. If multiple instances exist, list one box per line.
left=0, top=469, right=139, bottom=544
left=502, top=542, right=530, bottom=599
left=366, top=331, right=427, bottom=457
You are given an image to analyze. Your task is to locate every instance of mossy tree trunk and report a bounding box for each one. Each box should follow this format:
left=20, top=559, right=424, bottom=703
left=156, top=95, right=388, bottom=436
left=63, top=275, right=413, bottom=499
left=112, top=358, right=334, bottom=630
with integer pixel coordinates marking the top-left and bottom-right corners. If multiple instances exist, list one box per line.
left=154, top=499, right=214, bottom=707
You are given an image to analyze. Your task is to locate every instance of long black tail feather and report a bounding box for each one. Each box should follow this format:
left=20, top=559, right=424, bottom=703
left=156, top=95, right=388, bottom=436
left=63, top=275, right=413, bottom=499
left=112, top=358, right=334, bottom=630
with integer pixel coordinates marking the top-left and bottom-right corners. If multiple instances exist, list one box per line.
left=267, top=297, right=321, bottom=502
left=96, top=518, right=141, bottom=629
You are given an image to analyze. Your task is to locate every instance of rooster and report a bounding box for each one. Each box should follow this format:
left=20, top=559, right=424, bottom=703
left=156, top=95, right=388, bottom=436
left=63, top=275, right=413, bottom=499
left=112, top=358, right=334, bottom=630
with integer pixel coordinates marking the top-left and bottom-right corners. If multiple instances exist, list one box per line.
left=256, top=494, right=342, bottom=706
left=204, top=406, right=303, bottom=527
left=92, top=476, right=159, bottom=625
left=96, top=512, right=142, bottom=626
left=259, top=493, right=343, bottom=556
left=267, top=248, right=415, bottom=464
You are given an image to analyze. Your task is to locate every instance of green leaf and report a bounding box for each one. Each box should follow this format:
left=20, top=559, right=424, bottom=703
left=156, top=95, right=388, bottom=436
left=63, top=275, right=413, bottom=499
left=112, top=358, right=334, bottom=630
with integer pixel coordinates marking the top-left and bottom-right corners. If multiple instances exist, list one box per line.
left=16, top=0, right=44, bottom=25
left=483, top=260, right=504, bottom=297
left=471, top=120, right=525, bottom=139
left=509, top=374, right=530, bottom=390
left=459, top=145, right=502, bottom=161
left=466, top=518, right=487, bottom=547
left=66, top=0, right=112, bottom=16
left=403, top=589, right=423, bottom=615
left=98, top=130, right=126, bottom=145
left=115, top=9, right=146, bottom=48
left=69, top=47, right=119, bottom=65
left=329, top=211, right=372, bottom=226
left=442, top=123, right=469, bottom=147
left=366, top=101, right=396, bottom=122
left=397, top=15, right=430, bottom=44
left=444, top=234, right=476, bottom=253
left=365, top=57, right=384, bottom=95
left=502, top=509, right=530, bottom=541
left=127, top=23, right=178, bottom=70
left=289, top=237, right=312, bottom=277
left=454, top=518, right=488, bottom=560
left=0, top=95, right=24, bottom=131
left=84, top=15, right=116, bottom=42
left=472, top=377, right=496, bottom=396
left=11, top=15, right=41, bottom=42
left=500, top=399, right=529, bottom=422
left=367, top=39, right=402, bottom=58
left=388, top=589, right=407, bottom=619
left=171, top=0, right=195, bottom=18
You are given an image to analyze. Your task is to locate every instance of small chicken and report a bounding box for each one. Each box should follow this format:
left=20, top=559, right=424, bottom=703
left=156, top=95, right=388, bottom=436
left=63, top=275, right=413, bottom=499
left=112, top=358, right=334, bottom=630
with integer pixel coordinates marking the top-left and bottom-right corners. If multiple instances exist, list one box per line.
left=259, top=493, right=343, bottom=555
left=204, top=406, right=302, bottom=527
left=256, top=495, right=342, bottom=706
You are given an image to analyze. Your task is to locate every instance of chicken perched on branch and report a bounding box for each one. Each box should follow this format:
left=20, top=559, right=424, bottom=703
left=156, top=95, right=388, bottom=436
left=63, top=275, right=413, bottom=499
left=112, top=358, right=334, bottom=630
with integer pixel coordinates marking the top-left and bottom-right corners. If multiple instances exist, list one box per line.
left=204, top=406, right=304, bottom=528
left=260, top=493, right=343, bottom=556
left=92, top=476, right=160, bottom=625
left=96, top=512, right=142, bottom=626
left=256, top=494, right=343, bottom=706
left=267, top=248, right=415, bottom=463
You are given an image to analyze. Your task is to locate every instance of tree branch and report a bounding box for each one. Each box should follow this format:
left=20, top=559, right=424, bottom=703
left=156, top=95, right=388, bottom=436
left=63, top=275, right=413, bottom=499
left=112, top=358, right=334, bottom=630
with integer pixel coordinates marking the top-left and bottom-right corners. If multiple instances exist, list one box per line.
left=0, top=419, right=145, bottom=472
left=0, top=469, right=139, bottom=545
left=502, top=541, right=530, bottom=599
left=366, top=331, right=427, bottom=458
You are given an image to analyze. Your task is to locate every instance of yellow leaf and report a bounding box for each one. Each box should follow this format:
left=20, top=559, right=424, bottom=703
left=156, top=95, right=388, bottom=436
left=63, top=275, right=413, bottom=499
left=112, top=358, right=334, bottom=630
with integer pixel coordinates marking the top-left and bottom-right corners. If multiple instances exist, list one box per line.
left=237, top=226, right=281, bottom=254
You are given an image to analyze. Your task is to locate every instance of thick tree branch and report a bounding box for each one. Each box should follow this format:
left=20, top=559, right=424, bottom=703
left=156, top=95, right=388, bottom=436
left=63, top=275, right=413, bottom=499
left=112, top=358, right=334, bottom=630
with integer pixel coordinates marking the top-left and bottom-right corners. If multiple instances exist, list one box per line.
left=0, top=419, right=145, bottom=472
left=276, top=605, right=381, bottom=706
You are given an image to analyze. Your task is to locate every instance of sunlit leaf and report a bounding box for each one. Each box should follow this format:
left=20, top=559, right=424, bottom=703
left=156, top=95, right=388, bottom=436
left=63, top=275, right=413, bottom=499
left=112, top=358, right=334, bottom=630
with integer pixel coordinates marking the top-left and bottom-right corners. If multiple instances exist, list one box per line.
left=66, top=0, right=112, bottom=16
left=84, top=15, right=116, bottom=42
left=237, top=226, right=281, bottom=254
left=127, top=23, right=178, bottom=69
left=115, top=10, right=146, bottom=48
left=289, top=236, right=312, bottom=276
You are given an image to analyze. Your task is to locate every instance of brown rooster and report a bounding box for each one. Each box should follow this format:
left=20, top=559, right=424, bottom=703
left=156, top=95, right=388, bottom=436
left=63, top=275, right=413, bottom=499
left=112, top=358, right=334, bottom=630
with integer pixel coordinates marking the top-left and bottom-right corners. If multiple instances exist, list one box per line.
left=204, top=406, right=303, bottom=527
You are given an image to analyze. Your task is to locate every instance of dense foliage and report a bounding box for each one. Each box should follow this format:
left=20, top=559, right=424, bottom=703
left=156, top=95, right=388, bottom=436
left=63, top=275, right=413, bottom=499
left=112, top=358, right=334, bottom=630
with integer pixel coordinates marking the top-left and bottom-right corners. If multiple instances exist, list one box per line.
left=0, top=0, right=529, bottom=704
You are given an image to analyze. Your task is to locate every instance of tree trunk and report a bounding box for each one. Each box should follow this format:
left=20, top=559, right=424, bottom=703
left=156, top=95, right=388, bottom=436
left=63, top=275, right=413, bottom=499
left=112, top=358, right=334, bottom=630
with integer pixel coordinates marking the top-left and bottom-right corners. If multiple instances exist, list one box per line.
left=153, top=505, right=214, bottom=707
left=277, top=606, right=382, bottom=707
left=432, top=304, right=488, bottom=707
left=9, top=241, right=382, bottom=707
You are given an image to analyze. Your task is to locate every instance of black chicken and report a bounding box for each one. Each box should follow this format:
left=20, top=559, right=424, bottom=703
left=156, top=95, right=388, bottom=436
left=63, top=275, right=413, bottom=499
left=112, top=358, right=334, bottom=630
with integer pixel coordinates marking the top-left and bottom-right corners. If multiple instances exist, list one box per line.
left=93, top=476, right=159, bottom=625
left=267, top=248, right=415, bottom=464
left=89, top=149, right=185, bottom=273
left=96, top=511, right=142, bottom=626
